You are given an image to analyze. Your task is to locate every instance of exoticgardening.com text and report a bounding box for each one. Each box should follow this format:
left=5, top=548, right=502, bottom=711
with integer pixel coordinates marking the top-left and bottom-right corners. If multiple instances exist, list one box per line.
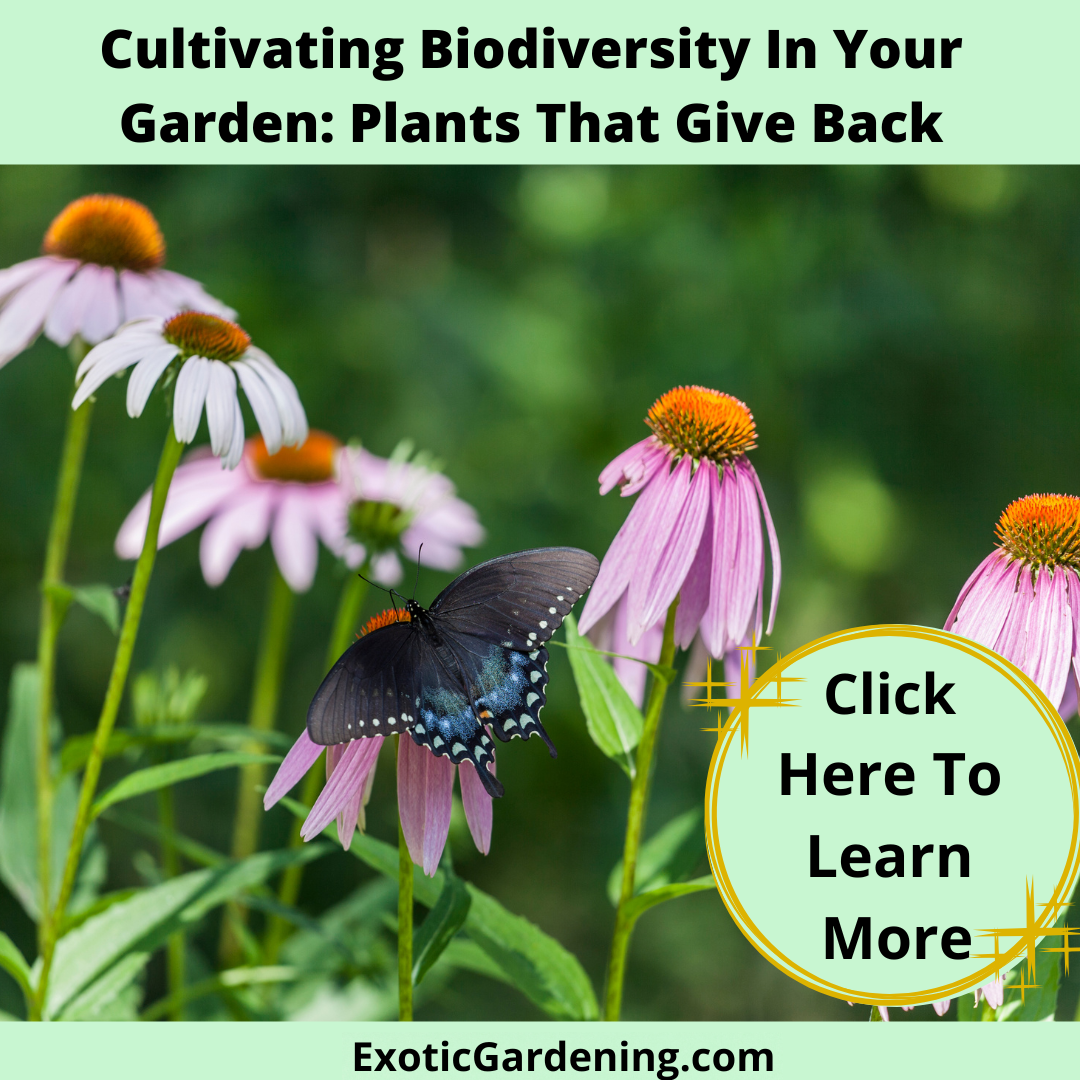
left=355, top=1041, right=774, bottom=1077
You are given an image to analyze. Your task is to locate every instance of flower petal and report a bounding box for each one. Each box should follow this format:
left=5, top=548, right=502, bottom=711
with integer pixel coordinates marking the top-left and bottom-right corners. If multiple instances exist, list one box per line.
left=43, top=263, right=101, bottom=345
left=232, top=359, right=283, bottom=454
left=264, top=730, right=324, bottom=810
left=205, top=361, right=240, bottom=459
left=459, top=753, right=495, bottom=855
left=244, top=349, right=308, bottom=447
left=172, top=357, right=212, bottom=443
left=746, top=459, right=782, bottom=635
left=599, top=436, right=670, bottom=497
left=199, top=485, right=275, bottom=586
left=71, top=334, right=151, bottom=409
left=76, top=265, right=122, bottom=345
left=270, top=488, right=320, bottom=592
left=126, top=344, right=180, bottom=417
left=0, top=257, right=62, bottom=305
left=301, top=737, right=383, bottom=840
left=578, top=458, right=672, bottom=635
left=674, top=461, right=719, bottom=649
left=397, top=734, right=455, bottom=876
left=628, top=455, right=712, bottom=641
left=0, top=259, right=76, bottom=365
left=149, top=269, right=236, bottom=320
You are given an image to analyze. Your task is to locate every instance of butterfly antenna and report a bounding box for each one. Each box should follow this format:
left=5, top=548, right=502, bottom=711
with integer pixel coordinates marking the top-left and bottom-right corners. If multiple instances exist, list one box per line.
left=354, top=569, right=396, bottom=606
left=411, top=546, right=423, bottom=599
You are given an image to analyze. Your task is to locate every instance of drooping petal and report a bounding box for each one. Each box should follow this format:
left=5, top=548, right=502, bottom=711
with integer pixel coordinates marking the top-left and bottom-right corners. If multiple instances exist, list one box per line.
left=172, top=356, right=212, bottom=443
left=43, top=263, right=102, bottom=345
left=243, top=349, right=307, bottom=447
left=699, top=460, right=743, bottom=656
left=205, top=361, right=240, bottom=459
left=932, top=999, right=951, bottom=1017
left=728, top=461, right=766, bottom=646
left=0, top=257, right=60, bottom=305
left=0, top=258, right=75, bottom=365
left=945, top=551, right=1017, bottom=640
left=301, top=737, right=383, bottom=840
left=459, top=753, right=495, bottom=855
left=76, top=265, right=122, bottom=345
left=232, top=359, right=284, bottom=454
left=981, top=976, right=1004, bottom=1010
left=628, top=454, right=712, bottom=642
left=149, top=268, right=237, bottom=320
left=371, top=549, right=403, bottom=587
left=270, top=488, right=320, bottom=593
left=263, top=730, right=324, bottom=810
left=199, top=485, right=275, bottom=586
left=222, top=392, right=246, bottom=469
left=1022, top=567, right=1073, bottom=705
left=126, top=344, right=180, bottom=417
left=746, top=459, right=782, bottom=635
left=578, top=459, right=672, bottom=635
left=674, top=461, right=719, bottom=649
left=590, top=592, right=665, bottom=708
left=397, top=734, right=455, bottom=876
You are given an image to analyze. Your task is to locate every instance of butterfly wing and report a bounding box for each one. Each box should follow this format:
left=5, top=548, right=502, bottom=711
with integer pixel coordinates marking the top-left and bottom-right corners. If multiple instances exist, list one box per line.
left=306, top=621, right=423, bottom=746
left=428, top=547, right=599, bottom=651
left=432, top=632, right=554, bottom=752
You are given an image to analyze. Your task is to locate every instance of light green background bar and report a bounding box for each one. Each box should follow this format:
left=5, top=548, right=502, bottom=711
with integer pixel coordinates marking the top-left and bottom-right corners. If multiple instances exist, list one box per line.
left=2, top=1020, right=1079, bottom=1075
left=0, top=1, right=1072, bottom=164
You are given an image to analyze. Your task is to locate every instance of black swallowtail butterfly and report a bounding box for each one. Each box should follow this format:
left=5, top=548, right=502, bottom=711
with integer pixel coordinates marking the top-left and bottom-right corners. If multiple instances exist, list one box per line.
left=306, top=547, right=600, bottom=798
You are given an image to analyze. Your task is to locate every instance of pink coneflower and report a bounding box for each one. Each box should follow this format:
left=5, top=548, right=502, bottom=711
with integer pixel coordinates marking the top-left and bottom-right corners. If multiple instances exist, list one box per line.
left=339, top=443, right=485, bottom=587
left=578, top=386, right=780, bottom=701
left=263, top=607, right=494, bottom=872
left=116, top=432, right=348, bottom=592
left=72, top=312, right=306, bottom=469
left=946, top=493, right=1080, bottom=716
left=0, top=194, right=231, bottom=364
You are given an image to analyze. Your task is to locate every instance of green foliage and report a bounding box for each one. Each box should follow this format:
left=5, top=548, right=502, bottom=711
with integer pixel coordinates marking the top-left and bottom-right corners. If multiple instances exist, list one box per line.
left=996, top=915, right=1067, bottom=1022
left=563, top=614, right=643, bottom=776
left=413, top=871, right=471, bottom=987
left=340, top=822, right=598, bottom=1019
left=90, top=752, right=279, bottom=819
left=0, top=931, right=32, bottom=1007
left=607, top=807, right=705, bottom=905
left=0, top=664, right=104, bottom=922
left=130, top=667, right=209, bottom=728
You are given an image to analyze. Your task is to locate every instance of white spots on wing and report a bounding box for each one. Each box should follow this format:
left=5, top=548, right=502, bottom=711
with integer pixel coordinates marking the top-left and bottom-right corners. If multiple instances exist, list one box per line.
left=415, top=722, right=425, bottom=734
left=528, top=632, right=537, bottom=641
left=452, top=742, right=467, bottom=756
left=358, top=720, right=365, bottom=728
left=520, top=713, right=531, bottom=726
left=503, top=717, right=517, bottom=730
left=372, top=718, right=380, bottom=727
left=348, top=723, right=352, bottom=730
left=529, top=651, right=539, bottom=660
left=527, top=693, right=539, bottom=706
left=549, top=607, right=557, bottom=614
left=475, top=746, right=488, bottom=759
left=539, top=621, right=548, bottom=629
left=388, top=716, right=396, bottom=726
left=530, top=670, right=542, bottom=683
left=433, top=735, right=444, bottom=747
left=557, top=595, right=565, bottom=602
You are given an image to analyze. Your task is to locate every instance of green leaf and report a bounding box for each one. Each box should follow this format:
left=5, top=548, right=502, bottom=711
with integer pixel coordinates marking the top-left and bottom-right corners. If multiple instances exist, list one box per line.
left=90, top=752, right=279, bottom=818
left=56, top=951, right=148, bottom=1020
left=69, top=585, right=121, bottom=634
left=0, top=664, right=103, bottom=921
left=39, top=844, right=329, bottom=1018
left=562, top=613, right=643, bottom=777
left=140, top=966, right=298, bottom=1022
left=413, top=871, right=471, bottom=986
left=0, top=932, right=32, bottom=1005
left=623, top=877, right=715, bottom=924
left=607, top=807, right=705, bottom=905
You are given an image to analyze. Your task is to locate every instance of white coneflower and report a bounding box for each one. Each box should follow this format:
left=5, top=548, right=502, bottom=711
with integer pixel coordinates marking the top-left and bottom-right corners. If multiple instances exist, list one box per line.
left=0, top=194, right=232, bottom=365
left=71, top=312, right=306, bottom=469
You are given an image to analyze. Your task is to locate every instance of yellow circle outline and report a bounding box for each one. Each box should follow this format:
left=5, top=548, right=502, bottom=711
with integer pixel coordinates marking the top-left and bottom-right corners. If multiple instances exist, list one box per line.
left=704, top=623, right=1080, bottom=1006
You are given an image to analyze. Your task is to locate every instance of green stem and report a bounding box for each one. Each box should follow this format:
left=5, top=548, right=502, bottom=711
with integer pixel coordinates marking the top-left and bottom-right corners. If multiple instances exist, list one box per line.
left=32, top=426, right=184, bottom=1021
left=35, top=404, right=94, bottom=938
left=397, top=733, right=413, bottom=1022
left=264, top=571, right=369, bottom=962
left=602, top=598, right=679, bottom=1022
left=157, top=784, right=185, bottom=1020
left=220, top=565, right=295, bottom=968
left=35, top=351, right=94, bottom=959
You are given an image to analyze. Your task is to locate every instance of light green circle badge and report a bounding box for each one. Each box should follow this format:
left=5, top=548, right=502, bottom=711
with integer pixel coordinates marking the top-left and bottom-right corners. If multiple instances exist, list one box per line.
left=704, top=625, right=1080, bottom=1005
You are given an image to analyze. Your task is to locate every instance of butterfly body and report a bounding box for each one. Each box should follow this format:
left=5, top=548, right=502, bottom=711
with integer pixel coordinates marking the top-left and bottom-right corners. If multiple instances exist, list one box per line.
left=306, top=547, right=600, bottom=798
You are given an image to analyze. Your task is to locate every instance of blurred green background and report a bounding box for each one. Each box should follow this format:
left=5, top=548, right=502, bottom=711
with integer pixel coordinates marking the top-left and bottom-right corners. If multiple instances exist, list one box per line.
left=0, top=163, right=1078, bottom=1021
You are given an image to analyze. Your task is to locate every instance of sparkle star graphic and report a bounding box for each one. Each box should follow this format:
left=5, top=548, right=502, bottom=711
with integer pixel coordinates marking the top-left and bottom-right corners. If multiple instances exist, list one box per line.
left=685, top=637, right=800, bottom=754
